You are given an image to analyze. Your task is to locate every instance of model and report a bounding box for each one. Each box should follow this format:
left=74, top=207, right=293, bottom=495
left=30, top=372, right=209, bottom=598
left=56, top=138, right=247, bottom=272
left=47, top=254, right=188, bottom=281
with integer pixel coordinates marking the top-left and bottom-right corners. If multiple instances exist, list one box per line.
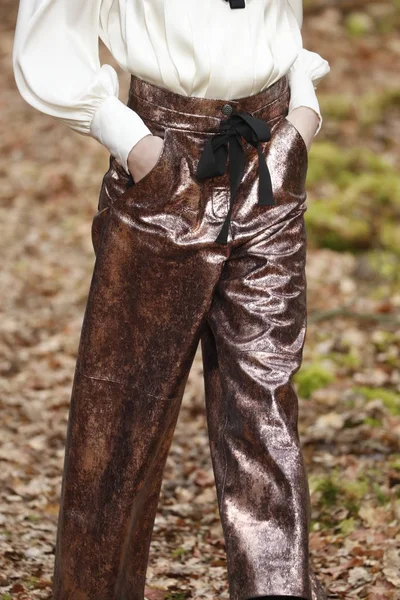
left=13, top=1, right=331, bottom=599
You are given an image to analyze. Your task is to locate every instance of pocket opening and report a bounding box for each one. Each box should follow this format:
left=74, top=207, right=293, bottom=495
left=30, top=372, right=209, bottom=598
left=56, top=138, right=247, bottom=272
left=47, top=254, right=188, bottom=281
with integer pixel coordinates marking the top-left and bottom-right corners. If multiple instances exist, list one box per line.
left=112, top=126, right=172, bottom=208
left=283, top=116, right=309, bottom=166
left=131, top=126, right=171, bottom=190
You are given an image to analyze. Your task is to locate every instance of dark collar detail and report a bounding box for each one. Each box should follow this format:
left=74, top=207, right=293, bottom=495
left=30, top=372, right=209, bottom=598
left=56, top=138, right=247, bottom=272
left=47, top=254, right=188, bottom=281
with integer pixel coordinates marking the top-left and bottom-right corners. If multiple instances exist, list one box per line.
left=225, top=0, right=246, bottom=8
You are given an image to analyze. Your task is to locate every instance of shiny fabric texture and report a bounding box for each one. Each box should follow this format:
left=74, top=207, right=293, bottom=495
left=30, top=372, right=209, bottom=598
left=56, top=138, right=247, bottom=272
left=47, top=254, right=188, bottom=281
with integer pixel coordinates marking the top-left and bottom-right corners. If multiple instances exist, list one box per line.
left=52, top=73, right=328, bottom=600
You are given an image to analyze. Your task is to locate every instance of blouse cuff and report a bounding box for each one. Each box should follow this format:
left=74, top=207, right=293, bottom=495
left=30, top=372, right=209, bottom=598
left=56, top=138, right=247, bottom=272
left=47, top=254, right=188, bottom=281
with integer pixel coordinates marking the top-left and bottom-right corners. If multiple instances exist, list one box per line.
left=287, top=48, right=331, bottom=137
left=90, top=96, right=153, bottom=174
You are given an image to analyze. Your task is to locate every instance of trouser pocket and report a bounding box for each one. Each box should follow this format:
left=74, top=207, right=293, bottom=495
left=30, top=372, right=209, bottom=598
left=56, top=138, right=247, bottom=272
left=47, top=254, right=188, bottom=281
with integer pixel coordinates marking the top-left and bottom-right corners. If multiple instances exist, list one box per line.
left=91, top=122, right=173, bottom=255
left=264, top=115, right=309, bottom=203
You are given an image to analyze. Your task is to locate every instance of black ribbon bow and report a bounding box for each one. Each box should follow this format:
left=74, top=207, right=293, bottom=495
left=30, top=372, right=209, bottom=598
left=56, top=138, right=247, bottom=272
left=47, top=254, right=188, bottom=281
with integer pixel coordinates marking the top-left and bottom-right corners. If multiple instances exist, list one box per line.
left=225, top=0, right=246, bottom=7
left=196, top=110, right=275, bottom=244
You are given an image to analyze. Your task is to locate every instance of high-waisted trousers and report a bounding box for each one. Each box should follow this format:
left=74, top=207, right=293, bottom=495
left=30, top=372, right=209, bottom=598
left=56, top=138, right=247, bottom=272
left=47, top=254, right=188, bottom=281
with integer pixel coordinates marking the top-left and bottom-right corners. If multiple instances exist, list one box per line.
left=52, top=73, right=328, bottom=600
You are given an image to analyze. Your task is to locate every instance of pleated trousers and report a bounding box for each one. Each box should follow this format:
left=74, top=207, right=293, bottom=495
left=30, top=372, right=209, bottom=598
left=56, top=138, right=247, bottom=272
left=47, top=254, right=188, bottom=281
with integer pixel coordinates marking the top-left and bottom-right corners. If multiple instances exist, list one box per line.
left=52, top=73, right=327, bottom=600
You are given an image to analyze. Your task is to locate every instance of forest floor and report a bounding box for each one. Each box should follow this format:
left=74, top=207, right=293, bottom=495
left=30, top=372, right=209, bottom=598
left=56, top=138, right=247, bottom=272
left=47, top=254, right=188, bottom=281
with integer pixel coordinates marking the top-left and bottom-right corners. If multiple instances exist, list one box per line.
left=0, top=1, right=399, bottom=599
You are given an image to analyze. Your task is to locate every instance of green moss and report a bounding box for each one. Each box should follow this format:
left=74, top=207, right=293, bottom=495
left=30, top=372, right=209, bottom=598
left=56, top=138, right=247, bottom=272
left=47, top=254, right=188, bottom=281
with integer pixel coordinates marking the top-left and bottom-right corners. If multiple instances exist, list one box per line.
left=342, top=478, right=369, bottom=500
left=327, top=351, right=361, bottom=370
left=372, top=483, right=390, bottom=506
left=371, top=331, right=398, bottom=351
left=339, top=517, right=356, bottom=535
left=309, top=520, right=319, bottom=532
left=345, top=12, right=374, bottom=37
left=388, top=458, right=400, bottom=472
left=353, top=386, right=400, bottom=416
left=26, top=513, right=41, bottom=522
left=367, top=251, right=400, bottom=283
left=307, top=142, right=353, bottom=186
left=359, top=88, right=400, bottom=126
left=363, top=417, right=382, bottom=428
left=344, top=498, right=361, bottom=516
left=26, top=576, right=40, bottom=590
left=305, top=198, right=371, bottom=252
left=344, top=172, right=400, bottom=207
left=342, top=478, right=371, bottom=516
left=2, top=530, right=12, bottom=537
left=376, top=19, right=399, bottom=35
left=308, top=143, right=398, bottom=186
left=318, top=94, right=354, bottom=121
left=307, top=473, right=322, bottom=495
left=305, top=144, right=400, bottom=253
left=315, top=474, right=340, bottom=507
left=171, top=547, right=186, bottom=558
left=319, top=86, right=400, bottom=127
left=294, top=363, right=335, bottom=399
left=370, top=284, right=399, bottom=301
left=381, top=222, right=400, bottom=255
left=2, top=595, right=13, bottom=600
left=346, top=397, right=356, bottom=409
left=312, top=470, right=382, bottom=519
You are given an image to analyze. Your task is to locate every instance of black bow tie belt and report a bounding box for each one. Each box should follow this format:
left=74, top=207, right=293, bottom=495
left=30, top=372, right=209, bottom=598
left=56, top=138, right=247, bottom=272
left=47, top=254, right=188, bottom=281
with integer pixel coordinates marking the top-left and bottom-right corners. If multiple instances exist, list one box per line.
left=196, top=110, right=275, bottom=245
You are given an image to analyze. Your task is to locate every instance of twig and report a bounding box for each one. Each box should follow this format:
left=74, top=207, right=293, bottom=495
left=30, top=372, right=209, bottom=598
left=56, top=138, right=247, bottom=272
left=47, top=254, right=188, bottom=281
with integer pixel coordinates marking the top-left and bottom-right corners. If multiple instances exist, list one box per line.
left=308, top=307, right=400, bottom=325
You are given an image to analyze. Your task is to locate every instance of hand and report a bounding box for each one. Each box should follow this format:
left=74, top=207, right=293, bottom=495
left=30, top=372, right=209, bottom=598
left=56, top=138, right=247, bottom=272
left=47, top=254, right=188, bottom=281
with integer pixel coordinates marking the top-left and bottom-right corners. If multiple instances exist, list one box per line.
left=285, top=107, right=319, bottom=153
left=127, top=134, right=164, bottom=183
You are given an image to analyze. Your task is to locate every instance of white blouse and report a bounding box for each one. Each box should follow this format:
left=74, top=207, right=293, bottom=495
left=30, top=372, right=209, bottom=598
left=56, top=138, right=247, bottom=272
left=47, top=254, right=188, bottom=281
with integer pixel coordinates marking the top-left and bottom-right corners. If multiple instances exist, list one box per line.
left=13, top=0, right=330, bottom=174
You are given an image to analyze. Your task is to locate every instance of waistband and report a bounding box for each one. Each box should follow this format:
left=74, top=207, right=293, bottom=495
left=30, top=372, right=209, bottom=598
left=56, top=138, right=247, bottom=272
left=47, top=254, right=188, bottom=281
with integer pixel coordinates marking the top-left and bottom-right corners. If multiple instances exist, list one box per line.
left=126, top=74, right=290, bottom=133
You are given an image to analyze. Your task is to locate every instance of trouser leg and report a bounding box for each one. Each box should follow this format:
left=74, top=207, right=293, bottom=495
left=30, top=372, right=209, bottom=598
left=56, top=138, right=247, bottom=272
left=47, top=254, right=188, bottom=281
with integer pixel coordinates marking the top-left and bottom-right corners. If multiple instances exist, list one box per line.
left=201, top=108, right=328, bottom=599
left=201, top=201, right=314, bottom=600
left=52, top=150, right=227, bottom=599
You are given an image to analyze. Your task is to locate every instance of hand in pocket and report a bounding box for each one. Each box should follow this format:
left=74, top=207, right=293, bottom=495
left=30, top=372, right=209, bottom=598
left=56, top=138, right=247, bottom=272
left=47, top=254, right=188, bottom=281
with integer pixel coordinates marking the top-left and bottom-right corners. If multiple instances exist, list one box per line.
left=285, top=107, right=319, bottom=153
left=127, top=135, right=165, bottom=183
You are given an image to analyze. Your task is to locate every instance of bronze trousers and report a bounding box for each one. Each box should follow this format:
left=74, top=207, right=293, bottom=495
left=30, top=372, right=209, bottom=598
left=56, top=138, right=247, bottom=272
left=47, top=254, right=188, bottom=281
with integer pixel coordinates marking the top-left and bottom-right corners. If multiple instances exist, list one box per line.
left=52, top=74, right=327, bottom=600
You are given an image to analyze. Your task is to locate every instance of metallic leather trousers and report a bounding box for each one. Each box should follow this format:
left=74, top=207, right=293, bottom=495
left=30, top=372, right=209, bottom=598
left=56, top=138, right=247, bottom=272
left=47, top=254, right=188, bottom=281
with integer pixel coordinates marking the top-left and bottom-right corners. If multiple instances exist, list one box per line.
left=52, top=74, right=328, bottom=600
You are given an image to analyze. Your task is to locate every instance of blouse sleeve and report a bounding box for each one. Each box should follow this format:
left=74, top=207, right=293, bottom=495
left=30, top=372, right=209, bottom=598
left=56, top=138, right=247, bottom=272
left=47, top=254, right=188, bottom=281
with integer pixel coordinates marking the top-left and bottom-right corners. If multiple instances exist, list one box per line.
left=286, top=0, right=331, bottom=136
left=12, top=0, right=152, bottom=174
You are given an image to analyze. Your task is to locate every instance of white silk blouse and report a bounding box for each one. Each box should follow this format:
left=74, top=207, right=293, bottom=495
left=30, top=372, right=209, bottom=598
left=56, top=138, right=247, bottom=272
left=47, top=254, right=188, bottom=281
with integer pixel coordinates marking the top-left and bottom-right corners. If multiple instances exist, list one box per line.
left=13, top=0, right=330, bottom=174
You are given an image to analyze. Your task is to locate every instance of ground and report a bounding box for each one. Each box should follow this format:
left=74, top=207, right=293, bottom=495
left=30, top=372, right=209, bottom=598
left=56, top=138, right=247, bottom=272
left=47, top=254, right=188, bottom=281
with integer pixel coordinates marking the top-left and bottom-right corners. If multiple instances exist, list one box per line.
left=0, top=1, right=399, bottom=599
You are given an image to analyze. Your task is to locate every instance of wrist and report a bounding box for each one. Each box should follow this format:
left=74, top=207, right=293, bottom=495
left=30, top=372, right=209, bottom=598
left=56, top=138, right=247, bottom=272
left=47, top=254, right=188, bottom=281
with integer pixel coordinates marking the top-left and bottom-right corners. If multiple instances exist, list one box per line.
left=128, top=134, right=153, bottom=160
left=90, top=97, right=153, bottom=175
left=288, top=106, right=319, bottom=135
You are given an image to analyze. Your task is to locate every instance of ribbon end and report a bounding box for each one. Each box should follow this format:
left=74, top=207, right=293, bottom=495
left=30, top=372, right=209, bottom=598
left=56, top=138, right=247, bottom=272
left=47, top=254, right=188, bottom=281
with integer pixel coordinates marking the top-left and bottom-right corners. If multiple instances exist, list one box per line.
left=258, top=194, right=275, bottom=207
